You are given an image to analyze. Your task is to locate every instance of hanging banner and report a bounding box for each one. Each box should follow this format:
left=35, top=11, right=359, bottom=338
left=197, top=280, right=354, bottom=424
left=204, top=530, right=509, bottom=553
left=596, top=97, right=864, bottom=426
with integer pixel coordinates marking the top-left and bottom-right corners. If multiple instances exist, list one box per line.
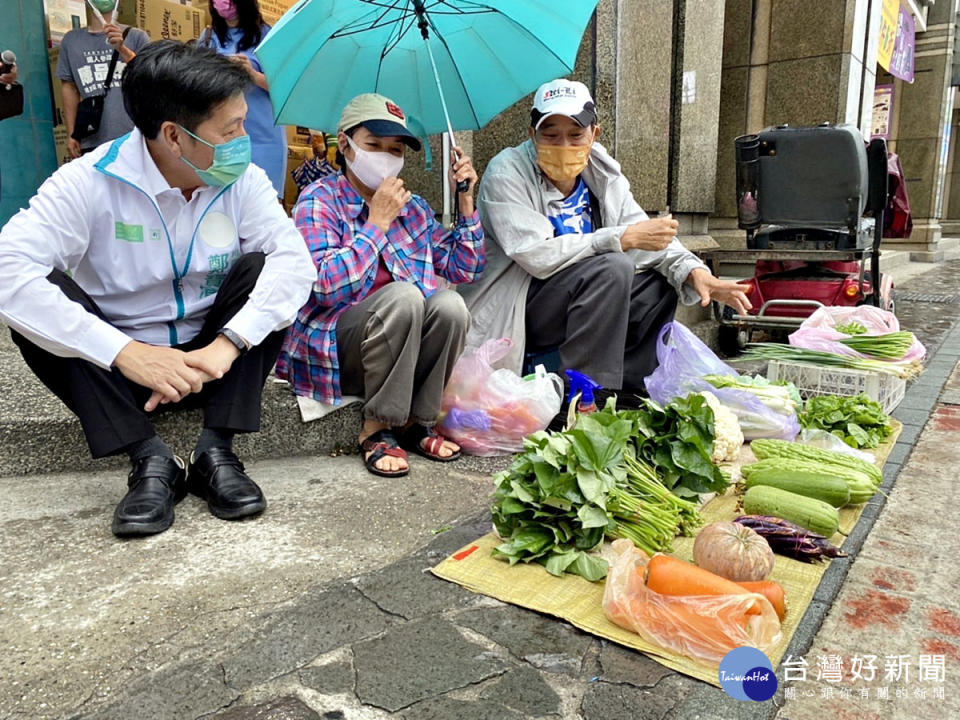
left=876, top=0, right=899, bottom=71
left=889, top=6, right=916, bottom=83
left=878, top=0, right=916, bottom=83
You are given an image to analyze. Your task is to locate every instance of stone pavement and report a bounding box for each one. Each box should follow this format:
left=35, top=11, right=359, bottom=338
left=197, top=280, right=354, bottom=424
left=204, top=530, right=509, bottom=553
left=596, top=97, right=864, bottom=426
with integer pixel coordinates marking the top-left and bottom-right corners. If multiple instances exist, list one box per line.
left=3, top=263, right=960, bottom=720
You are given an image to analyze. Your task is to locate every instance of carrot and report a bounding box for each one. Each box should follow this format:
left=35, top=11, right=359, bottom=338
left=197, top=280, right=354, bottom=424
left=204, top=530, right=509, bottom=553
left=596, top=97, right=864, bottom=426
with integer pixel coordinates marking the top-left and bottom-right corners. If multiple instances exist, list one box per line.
left=738, top=580, right=787, bottom=622
left=644, top=554, right=760, bottom=614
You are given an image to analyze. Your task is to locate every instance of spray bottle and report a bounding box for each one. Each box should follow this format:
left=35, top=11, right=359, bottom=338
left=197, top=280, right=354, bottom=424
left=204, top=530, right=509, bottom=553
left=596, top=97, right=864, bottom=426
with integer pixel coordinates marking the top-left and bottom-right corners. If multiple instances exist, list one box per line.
left=565, top=369, right=601, bottom=415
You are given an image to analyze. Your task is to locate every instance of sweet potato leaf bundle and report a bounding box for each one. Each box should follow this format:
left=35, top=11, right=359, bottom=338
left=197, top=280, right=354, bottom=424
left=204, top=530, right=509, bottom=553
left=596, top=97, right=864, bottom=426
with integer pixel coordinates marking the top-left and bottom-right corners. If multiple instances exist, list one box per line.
left=491, top=397, right=720, bottom=581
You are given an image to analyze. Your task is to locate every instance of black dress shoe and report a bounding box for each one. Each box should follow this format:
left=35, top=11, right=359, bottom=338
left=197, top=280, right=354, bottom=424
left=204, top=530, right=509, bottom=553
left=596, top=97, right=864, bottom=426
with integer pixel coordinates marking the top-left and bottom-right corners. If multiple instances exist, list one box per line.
left=188, top=448, right=266, bottom=520
left=112, top=455, right=187, bottom=537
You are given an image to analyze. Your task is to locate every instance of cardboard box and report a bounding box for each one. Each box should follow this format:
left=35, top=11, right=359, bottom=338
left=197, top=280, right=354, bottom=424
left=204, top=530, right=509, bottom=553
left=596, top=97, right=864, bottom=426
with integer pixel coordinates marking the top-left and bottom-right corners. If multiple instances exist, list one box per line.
left=259, top=0, right=298, bottom=26
left=117, top=0, right=207, bottom=42
left=287, top=125, right=312, bottom=148
left=44, top=0, right=87, bottom=47
left=283, top=144, right=314, bottom=213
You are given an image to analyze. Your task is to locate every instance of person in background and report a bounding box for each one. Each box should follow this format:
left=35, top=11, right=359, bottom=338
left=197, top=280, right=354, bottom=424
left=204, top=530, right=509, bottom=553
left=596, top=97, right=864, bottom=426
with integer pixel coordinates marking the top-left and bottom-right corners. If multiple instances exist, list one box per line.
left=0, top=42, right=316, bottom=538
left=277, top=93, right=484, bottom=478
left=0, top=51, right=19, bottom=200
left=58, top=0, right=150, bottom=157
left=292, top=131, right=338, bottom=194
left=0, top=54, right=15, bottom=86
left=460, top=79, right=751, bottom=405
left=203, top=0, right=286, bottom=198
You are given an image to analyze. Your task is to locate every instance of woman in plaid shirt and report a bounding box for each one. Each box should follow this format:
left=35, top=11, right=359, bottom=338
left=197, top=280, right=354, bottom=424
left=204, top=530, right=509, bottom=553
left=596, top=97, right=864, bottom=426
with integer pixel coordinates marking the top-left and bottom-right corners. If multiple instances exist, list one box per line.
left=276, top=94, right=485, bottom=477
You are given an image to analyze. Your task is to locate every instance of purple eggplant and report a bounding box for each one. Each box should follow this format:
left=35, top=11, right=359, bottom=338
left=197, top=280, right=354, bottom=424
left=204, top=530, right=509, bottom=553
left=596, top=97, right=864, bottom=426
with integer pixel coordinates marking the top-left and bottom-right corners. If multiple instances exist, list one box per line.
left=734, top=515, right=847, bottom=563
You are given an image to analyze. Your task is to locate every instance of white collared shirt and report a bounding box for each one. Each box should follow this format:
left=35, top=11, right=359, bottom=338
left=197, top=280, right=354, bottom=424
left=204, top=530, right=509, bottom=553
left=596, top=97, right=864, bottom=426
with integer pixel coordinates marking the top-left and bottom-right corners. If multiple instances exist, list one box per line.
left=0, top=129, right=316, bottom=368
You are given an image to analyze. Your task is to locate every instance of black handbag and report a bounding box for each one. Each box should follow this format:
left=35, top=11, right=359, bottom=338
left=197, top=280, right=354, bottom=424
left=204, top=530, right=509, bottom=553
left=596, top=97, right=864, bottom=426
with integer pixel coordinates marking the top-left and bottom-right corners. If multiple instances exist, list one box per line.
left=0, top=82, right=23, bottom=121
left=71, top=27, right=130, bottom=141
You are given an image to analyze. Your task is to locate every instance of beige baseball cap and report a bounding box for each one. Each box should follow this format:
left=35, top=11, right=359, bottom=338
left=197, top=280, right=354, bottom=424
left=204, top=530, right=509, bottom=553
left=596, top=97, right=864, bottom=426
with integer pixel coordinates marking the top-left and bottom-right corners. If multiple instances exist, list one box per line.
left=337, top=93, right=422, bottom=151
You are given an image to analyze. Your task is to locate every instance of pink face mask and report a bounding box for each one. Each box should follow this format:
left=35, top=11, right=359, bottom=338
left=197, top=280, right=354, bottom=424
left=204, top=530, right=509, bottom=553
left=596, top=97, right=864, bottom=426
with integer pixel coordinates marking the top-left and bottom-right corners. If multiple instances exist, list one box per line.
left=213, top=0, right=238, bottom=21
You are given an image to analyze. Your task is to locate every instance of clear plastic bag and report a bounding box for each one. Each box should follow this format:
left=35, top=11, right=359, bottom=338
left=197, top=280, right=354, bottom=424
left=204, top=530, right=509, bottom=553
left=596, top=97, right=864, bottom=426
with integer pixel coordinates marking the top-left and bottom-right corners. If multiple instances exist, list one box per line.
left=602, top=540, right=782, bottom=666
left=645, top=322, right=800, bottom=440
left=438, top=338, right=563, bottom=456
left=790, top=306, right=926, bottom=362
left=798, top=429, right=876, bottom=463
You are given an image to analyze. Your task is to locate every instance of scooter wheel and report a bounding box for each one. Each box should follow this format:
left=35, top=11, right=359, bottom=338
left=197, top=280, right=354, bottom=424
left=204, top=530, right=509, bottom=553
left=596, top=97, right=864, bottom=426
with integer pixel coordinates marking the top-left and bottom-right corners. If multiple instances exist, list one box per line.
left=718, top=324, right=748, bottom=357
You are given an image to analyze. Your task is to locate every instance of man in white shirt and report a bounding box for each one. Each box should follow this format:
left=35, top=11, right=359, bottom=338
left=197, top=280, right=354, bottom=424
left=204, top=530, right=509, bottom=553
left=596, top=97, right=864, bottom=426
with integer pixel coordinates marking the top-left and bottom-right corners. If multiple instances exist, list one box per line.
left=0, top=41, right=316, bottom=537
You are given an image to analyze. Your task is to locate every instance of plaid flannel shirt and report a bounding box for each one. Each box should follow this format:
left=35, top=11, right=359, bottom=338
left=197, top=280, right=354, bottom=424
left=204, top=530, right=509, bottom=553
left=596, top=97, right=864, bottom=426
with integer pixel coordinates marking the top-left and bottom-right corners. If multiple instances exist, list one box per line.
left=276, top=172, right=485, bottom=404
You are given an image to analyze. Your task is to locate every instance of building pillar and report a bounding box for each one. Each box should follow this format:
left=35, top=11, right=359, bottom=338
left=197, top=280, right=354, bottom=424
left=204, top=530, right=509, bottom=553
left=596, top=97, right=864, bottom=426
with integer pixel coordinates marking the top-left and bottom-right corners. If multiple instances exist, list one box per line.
left=885, top=0, right=959, bottom=259
left=711, top=0, right=879, bottom=245
left=941, top=103, right=960, bottom=236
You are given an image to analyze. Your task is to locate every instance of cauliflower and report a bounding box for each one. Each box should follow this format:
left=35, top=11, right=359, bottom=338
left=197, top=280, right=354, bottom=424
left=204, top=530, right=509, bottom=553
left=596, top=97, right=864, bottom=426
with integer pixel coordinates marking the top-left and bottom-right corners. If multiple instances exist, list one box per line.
left=700, top=391, right=744, bottom=463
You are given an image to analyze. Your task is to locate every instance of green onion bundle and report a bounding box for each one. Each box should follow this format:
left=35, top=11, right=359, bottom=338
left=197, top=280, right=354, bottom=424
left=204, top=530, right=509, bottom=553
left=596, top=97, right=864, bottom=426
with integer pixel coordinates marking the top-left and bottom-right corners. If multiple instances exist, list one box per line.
left=741, top=343, right=923, bottom=380
left=838, top=330, right=915, bottom=360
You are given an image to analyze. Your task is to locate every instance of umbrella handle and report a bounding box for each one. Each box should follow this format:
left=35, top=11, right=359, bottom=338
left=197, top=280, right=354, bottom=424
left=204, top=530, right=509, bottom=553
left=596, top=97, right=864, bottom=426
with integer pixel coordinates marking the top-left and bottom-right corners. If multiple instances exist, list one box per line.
left=447, top=134, right=469, bottom=195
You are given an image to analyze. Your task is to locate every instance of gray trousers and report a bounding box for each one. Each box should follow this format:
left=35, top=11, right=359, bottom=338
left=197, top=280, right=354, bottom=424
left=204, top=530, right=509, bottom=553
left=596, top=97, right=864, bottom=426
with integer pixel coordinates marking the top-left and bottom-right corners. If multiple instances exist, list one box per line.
left=336, top=283, right=470, bottom=426
left=525, top=253, right=678, bottom=391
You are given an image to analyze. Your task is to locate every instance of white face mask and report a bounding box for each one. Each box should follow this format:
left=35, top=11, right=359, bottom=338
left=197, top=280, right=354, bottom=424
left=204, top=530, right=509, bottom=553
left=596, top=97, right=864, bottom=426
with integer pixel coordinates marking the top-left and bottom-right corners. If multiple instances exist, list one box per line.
left=345, top=135, right=404, bottom=191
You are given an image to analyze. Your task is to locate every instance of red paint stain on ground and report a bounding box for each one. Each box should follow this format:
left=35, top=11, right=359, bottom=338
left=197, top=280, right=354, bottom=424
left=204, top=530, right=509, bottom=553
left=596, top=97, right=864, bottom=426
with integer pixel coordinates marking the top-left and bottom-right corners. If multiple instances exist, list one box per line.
left=930, top=406, right=960, bottom=432
left=921, top=637, right=960, bottom=663
left=927, top=607, right=960, bottom=637
left=871, top=566, right=916, bottom=592
left=842, top=589, right=910, bottom=630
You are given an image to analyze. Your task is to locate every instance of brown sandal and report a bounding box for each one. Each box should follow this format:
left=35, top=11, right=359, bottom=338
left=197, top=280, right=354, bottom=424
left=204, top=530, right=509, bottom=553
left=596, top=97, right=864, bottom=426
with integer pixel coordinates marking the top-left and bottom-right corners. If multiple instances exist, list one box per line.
left=399, top=424, right=462, bottom=463
left=359, top=429, right=409, bottom=477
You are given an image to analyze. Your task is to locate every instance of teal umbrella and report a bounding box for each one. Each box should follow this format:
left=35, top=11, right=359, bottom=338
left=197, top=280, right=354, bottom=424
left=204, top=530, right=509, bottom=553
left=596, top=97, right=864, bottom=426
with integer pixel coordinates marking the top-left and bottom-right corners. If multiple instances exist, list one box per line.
left=256, top=0, right=600, bottom=139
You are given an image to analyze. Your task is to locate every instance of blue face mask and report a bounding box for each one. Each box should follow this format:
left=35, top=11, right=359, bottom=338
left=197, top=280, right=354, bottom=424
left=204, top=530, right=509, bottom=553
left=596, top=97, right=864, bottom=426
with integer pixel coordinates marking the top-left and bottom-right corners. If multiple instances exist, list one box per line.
left=177, top=125, right=251, bottom=187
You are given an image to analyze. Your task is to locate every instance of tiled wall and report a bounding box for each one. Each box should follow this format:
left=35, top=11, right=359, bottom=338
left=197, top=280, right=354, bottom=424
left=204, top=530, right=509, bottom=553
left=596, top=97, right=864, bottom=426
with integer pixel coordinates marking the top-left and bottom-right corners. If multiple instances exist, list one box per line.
left=0, top=0, right=58, bottom=228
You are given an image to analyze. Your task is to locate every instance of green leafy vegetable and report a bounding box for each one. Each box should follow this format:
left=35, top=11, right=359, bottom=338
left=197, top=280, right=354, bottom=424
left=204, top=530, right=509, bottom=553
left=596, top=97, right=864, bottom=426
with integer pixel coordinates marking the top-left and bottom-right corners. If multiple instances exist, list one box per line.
left=624, top=394, right=730, bottom=498
left=798, top=393, right=892, bottom=449
left=491, top=397, right=718, bottom=581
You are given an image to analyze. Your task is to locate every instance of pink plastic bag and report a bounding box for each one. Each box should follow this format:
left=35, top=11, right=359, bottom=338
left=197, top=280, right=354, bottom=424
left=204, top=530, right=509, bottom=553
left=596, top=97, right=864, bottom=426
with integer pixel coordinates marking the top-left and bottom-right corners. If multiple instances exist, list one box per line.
left=438, top=339, right=563, bottom=456
left=789, top=306, right=925, bottom=362
left=601, top=540, right=782, bottom=666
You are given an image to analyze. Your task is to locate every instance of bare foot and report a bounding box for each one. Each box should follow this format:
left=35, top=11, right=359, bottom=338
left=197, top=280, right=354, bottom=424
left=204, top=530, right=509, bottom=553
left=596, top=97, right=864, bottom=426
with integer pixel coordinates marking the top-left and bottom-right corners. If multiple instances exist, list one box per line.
left=421, top=435, right=460, bottom=458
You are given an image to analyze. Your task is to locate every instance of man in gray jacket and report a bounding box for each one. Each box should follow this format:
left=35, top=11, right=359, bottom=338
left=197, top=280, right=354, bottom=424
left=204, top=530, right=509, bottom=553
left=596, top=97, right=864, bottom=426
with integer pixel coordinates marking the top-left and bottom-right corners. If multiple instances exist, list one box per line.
left=461, top=79, right=750, bottom=396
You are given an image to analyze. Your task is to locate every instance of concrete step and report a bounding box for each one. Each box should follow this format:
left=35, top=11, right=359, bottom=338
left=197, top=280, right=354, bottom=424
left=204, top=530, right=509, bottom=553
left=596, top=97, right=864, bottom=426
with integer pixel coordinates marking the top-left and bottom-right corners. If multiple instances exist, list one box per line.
left=884, top=259, right=940, bottom=288
left=0, top=327, right=361, bottom=478
left=886, top=237, right=960, bottom=263
left=878, top=249, right=911, bottom=271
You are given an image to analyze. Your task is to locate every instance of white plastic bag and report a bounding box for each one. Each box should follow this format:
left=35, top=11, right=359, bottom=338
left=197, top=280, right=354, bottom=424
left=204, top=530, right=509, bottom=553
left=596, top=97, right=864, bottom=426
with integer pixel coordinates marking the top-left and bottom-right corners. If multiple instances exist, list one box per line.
left=438, top=339, right=563, bottom=456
